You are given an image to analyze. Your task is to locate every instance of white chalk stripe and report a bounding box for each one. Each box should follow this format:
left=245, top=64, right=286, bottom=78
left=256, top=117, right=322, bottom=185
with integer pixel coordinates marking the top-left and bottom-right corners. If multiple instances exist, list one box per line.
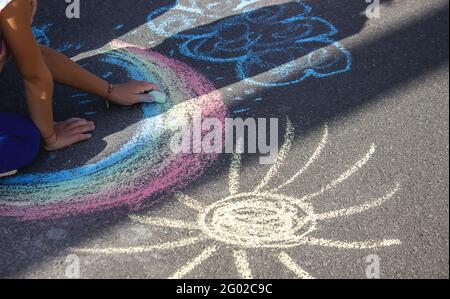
left=300, top=237, right=402, bottom=249
left=129, top=215, right=199, bottom=230
left=235, top=0, right=263, bottom=10
left=316, top=183, right=401, bottom=220
left=273, top=124, right=328, bottom=192
left=255, top=117, right=294, bottom=192
left=73, top=236, right=206, bottom=254
left=175, top=192, right=206, bottom=212
left=298, top=144, right=376, bottom=203
left=229, top=153, right=242, bottom=195
left=278, top=252, right=315, bottom=279
left=169, top=245, right=219, bottom=279
left=233, top=250, right=254, bottom=279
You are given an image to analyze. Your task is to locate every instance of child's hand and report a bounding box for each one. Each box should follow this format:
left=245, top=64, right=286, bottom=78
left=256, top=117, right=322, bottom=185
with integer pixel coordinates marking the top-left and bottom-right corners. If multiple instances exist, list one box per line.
left=108, top=80, right=160, bottom=106
left=44, top=118, right=95, bottom=151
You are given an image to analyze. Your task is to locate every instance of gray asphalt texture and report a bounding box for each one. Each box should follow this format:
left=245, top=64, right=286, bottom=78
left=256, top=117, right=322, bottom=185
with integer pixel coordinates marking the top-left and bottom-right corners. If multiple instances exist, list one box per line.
left=0, top=0, right=448, bottom=279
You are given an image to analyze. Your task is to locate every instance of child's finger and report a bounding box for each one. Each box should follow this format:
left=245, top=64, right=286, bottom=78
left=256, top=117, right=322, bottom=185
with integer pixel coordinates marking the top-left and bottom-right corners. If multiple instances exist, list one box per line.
left=137, top=81, right=160, bottom=93
left=71, top=133, right=93, bottom=145
left=69, top=123, right=96, bottom=135
left=65, top=119, right=94, bottom=130
left=63, top=117, right=85, bottom=126
left=63, top=117, right=84, bottom=126
left=137, top=93, right=156, bottom=103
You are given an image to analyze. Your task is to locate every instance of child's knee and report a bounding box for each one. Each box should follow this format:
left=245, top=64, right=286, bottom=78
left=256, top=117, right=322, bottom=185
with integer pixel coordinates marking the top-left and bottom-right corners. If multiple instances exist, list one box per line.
left=0, top=113, right=41, bottom=171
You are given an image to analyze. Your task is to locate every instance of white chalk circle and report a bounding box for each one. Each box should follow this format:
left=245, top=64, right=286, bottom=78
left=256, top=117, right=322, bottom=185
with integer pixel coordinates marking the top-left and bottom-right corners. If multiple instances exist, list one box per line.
left=199, top=193, right=315, bottom=248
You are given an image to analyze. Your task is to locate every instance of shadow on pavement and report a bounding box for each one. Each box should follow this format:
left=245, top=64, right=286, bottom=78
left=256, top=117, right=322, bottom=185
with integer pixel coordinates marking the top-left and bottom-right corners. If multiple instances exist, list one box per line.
left=0, top=1, right=448, bottom=277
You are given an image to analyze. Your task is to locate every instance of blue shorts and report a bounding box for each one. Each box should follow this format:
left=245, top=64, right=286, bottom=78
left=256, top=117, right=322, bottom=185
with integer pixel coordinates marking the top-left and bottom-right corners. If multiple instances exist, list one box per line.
left=0, top=112, right=41, bottom=173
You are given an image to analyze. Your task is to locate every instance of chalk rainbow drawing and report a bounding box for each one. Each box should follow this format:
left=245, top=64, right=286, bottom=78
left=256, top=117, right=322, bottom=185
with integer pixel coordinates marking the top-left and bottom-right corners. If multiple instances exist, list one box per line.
left=147, top=0, right=352, bottom=87
left=1, top=1, right=353, bottom=222
left=75, top=119, right=401, bottom=279
left=0, top=40, right=227, bottom=221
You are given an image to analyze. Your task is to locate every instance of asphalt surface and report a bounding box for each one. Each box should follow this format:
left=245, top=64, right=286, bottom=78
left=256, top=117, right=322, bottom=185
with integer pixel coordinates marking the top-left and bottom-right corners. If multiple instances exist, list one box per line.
left=0, top=0, right=448, bottom=279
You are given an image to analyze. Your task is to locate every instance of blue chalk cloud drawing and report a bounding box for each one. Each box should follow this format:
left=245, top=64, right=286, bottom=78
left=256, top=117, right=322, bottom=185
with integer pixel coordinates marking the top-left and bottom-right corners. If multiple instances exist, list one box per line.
left=147, top=0, right=352, bottom=87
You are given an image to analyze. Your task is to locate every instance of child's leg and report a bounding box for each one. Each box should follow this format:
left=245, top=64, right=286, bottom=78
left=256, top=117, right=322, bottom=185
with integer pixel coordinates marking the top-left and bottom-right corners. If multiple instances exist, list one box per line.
left=0, top=112, right=41, bottom=175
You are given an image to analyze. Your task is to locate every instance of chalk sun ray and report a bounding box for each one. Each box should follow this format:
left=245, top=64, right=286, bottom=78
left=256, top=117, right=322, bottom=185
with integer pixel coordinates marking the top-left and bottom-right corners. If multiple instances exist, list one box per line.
left=74, top=236, right=207, bottom=254
left=278, top=252, right=315, bottom=279
left=169, top=245, right=220, bottom=279
left=175, top=192, right=206, bottom=212
left=316, top=183, right=401, bottom=220
left=233, top=249, right=253, bottom=279
left=130, top=215, right=199, bottom=230
left=229, top=153, right=242, bottom=195
left=299, top=237, right=401, bottom=249
left=271, top=124, right=329, bottom=192
left=296, top=144, right=376, bottom=203
left=255, top=117, right=294, bottom=192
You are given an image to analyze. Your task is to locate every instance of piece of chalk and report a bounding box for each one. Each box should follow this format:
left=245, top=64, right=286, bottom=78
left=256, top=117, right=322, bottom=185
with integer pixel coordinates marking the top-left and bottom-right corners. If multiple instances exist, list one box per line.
left=148, top=90, right=167, bottom=104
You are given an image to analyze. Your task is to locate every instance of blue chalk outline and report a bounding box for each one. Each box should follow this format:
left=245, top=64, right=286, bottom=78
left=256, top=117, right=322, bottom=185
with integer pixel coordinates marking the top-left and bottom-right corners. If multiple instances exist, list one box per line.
left=32, top=23, right=53, bottom=46
left=147, top=0, right=352, bottom=87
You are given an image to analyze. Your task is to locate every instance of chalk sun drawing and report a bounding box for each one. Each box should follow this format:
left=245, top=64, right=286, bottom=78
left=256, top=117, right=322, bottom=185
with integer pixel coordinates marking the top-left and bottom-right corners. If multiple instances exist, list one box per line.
left=75, top=120, right=401, bottom=279
left=0, top=41, right=227, bottom=221
left=147, top=0, right=351, bottom=87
